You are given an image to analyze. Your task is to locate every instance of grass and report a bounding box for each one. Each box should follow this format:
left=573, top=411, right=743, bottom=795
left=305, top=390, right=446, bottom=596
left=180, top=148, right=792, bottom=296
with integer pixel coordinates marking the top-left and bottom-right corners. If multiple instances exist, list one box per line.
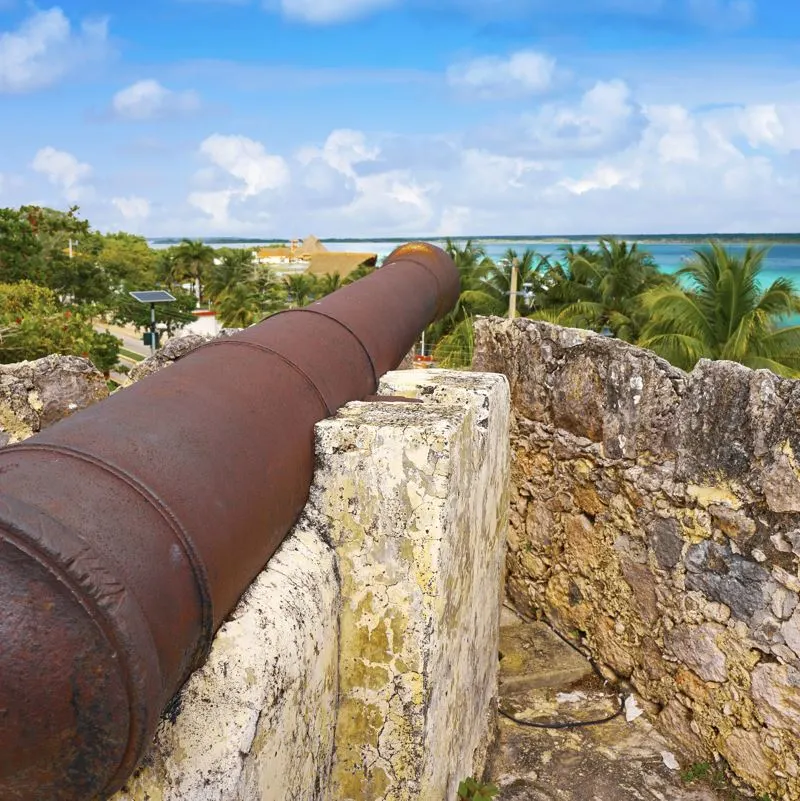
left=119, top=348, right=145, bottom=363
left=681, top=761, right=768, bottom=800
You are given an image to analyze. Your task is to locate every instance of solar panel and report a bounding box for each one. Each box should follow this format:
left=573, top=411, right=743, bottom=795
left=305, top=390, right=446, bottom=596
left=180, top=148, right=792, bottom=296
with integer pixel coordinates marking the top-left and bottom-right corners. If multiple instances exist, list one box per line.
left=129, top=290, right=177, bottom=303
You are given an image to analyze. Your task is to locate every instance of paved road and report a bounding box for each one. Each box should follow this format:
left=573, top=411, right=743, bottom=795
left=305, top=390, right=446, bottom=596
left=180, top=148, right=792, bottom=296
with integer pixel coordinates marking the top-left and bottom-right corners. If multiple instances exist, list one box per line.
left=93, top=323, right=151, bottom=359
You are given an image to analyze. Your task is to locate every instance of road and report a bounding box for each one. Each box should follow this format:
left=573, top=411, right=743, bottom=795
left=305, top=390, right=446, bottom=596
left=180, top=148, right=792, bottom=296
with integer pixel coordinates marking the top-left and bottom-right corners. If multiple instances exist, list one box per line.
left=93, top=322, right=151, bottom=359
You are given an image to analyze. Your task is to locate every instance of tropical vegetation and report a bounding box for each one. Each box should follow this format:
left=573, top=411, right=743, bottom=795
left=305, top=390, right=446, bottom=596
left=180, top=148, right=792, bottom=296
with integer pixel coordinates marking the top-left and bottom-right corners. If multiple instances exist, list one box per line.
left=2, top=202, right=799, bottom=380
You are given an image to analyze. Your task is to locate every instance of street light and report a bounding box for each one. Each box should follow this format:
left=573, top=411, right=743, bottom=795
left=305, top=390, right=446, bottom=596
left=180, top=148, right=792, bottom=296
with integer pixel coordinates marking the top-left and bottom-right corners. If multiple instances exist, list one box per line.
left=129, top=290, right=177, bottom=356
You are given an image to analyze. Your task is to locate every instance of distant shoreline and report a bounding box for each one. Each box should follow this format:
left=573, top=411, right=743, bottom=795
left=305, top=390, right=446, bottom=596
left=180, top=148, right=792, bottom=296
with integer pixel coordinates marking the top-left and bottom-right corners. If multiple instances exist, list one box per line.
left=149, top=234, right=800, bottom=246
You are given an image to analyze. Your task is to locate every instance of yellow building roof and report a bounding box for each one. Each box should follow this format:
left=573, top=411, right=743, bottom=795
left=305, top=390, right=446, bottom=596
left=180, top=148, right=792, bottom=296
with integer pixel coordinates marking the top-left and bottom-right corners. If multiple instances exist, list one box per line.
left=304, top=252, right=378, bottom=278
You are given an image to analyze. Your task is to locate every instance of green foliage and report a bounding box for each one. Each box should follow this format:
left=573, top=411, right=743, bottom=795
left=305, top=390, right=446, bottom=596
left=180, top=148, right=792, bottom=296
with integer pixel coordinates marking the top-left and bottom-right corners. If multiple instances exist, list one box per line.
left=216, top=282, right=263, bottom=328
left=0, top=207, right=44, bottom=284
left=535, top=238, right=672, bottom=341
left=284, top=274, right=319, bottom=307
left=433, top=316, right=475, bottom=369
left=0, top=281, right=96, bottom=363
left=680, top=762, right=712, bottom=783
left=89, top=331, right=122, bottom=375
left=640, top=242, right=800, bottom=376
left=456, top=777, right=499, bottom=800
left=173, top=238, right=215, bottom=303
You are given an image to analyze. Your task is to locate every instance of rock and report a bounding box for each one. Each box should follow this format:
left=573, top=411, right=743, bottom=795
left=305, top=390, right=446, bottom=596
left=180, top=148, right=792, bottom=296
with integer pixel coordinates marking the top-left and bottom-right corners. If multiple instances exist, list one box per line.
left=620, top=561, right=659, bottom=626
left=676, top=359, right=754, bottom=480
left=717, top=728, right=776, bottom=791
left=763, top=443, right=800, bottom=513
left=657, top=700, right=709, bottom=762
left=751, top=663, right=800, bottom=731
left=648, top=517, right=684, bottom=569
left=665, top=624, right=728, bottom=682
left=773, top=587, right=799, bottom=621
left=129, top=330, right=240, bottom=382
left=781, top=606, right=800, bottom=658
left=0, top=355, right=107, bottom=444
left=707, top=504, right=756, bottom=538
left=685, top=541, right=772, bottom=621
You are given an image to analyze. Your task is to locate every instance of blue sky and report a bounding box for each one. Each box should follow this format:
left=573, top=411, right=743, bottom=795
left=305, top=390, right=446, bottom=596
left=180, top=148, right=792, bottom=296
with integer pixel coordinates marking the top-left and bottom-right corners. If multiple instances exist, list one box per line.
left=1, top=0, right=799, bottom=237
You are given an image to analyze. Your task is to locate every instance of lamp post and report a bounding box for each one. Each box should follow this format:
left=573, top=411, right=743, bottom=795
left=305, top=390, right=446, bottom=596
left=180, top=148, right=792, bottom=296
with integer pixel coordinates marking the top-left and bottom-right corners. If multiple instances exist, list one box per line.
left=129, top=290, right=177, bottom=356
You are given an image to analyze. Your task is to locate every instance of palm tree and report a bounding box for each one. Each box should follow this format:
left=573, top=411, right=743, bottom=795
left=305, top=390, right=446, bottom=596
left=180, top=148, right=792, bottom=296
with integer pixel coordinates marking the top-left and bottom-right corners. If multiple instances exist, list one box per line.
left=432, top=316, right=475, bottom=369
left=215, top=283, right=262, bottom=328
left=317, top=272, right=344, bottom=297
left=640, top=243, right=800, bottom=377
left=284, top=274, right=318, bottom=308
left=252, top=265, right=287, bottom=316
left=484, top=248, right=549, bottom=316
left=537, top=238, right=671, bottom=341
left=206, top=249, right=254, bottom=304
left=174, top=239, right=214, bottom=305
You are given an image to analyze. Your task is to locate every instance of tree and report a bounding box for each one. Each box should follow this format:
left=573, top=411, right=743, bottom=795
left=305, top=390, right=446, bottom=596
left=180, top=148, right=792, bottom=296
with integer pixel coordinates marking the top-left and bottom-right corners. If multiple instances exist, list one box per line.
left=206, top=249, right=255, bottom=304
left=252, top=265, right=287, bottom=315
left=316, top=272, right=344, bottom=297
left=536, top=238, right=671, bottom=341
left=174, top=239, right=214, bottom=304
left=0, top=282, right=97, bottom=363
left=216, top=283, right=263, bottom=328
left=0, top=208, right=45, bottom=284
left=424, top=239, right=500, bottom=351
left=640, top=243, right=800, bottom=377
left=284, top=274, right=318, bottom=308
left=483, top=248, right=549, bottom=316
left=89, top=331, right=122, bottom=378
left=97, top=232, right=158, bottom=289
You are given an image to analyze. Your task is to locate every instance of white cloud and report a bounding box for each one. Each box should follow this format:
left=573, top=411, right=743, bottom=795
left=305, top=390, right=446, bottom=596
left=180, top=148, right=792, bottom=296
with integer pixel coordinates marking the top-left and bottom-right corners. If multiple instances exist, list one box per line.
left=0, top=8, right=109, bottom=93
left=112, top=196, right=151, bottom=221
left=737, top=104, right=800, bottom=154
left=188, top=189, right=236, bottom=226
left=275, top=0, right=397, bottom=23
left=446, top=50, right=556, bottom=98
left=199, top=134, right=290, bottom=195
left=480, top=79, right=643, bottom=159
left=189, top=135, right=290, bottom=227
left=112, top=80, right=201, bottom=120
left=31, top=147, right=93, bottom=202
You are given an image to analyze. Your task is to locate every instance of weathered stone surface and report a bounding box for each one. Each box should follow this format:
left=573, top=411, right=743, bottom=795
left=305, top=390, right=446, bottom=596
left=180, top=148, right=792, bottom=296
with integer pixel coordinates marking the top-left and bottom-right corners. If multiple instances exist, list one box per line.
left=128, top=330, right=241, bottom=381
left=111, top=369, right=510, bottom=801
left=488, top=619, right=745, bottom=801
left=324, top=369, right=510, bottom=801
left=474, top=316, right=800, bottom=801
left=665, top=624, right=728, bottom=683
left=684, top=541, right=772, bottom=622
left=649, top=517, right=684, bottom=569
left=751, top=663, right=800, bottom=731
left=716, top=728, right=776, bottom=790
left=0, top=355, right=107, bottom=444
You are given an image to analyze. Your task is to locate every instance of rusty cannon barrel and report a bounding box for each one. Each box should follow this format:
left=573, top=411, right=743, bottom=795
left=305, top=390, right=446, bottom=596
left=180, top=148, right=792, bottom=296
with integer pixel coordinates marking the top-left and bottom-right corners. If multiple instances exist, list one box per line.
left=0, top=242, right=459, bottom=801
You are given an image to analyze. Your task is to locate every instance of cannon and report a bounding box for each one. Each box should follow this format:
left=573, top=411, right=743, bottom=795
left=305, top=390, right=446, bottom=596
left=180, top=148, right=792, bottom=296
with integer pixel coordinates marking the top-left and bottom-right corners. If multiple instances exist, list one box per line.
left=0, top=242, right=459, bottom=801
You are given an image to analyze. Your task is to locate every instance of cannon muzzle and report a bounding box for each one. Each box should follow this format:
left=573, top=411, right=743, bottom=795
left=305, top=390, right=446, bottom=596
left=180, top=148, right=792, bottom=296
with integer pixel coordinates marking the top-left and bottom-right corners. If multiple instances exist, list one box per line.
left=0, top=242, right=459, bottom=801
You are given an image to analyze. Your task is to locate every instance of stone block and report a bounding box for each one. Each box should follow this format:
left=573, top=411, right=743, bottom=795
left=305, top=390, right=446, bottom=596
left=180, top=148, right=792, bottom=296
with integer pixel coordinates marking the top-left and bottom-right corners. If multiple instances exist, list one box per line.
left=322, top=369, right=510, bottom=801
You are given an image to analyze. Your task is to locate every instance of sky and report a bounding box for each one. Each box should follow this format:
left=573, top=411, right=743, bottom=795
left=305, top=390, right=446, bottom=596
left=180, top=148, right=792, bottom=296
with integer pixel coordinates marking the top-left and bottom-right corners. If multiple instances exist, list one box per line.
left=1, top=1, right=799, bottom=238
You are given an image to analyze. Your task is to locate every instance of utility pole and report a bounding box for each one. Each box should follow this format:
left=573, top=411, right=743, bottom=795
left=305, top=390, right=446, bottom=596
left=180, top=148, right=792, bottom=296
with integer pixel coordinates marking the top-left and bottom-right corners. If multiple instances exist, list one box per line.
left=508, top=259, right=519, bottom=319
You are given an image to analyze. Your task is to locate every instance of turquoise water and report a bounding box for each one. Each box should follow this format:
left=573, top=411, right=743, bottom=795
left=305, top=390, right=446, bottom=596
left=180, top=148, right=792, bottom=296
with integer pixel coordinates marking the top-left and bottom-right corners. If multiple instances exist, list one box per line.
left=323, top=239, right=800, bottom=291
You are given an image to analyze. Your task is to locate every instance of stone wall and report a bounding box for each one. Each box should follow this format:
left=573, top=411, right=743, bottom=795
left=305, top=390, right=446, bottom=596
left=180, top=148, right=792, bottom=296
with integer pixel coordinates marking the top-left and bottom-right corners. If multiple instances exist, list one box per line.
left=109, top=368, right=509, bottom=801
left=474, top=317, right=800, bottom=801
left=0, top=354, right=108, bottom=444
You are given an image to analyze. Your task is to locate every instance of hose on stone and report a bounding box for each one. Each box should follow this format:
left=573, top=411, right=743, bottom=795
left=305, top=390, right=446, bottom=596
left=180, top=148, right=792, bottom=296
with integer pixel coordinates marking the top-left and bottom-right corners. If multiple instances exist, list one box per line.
left=498, top=603, right=630, bottom=731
